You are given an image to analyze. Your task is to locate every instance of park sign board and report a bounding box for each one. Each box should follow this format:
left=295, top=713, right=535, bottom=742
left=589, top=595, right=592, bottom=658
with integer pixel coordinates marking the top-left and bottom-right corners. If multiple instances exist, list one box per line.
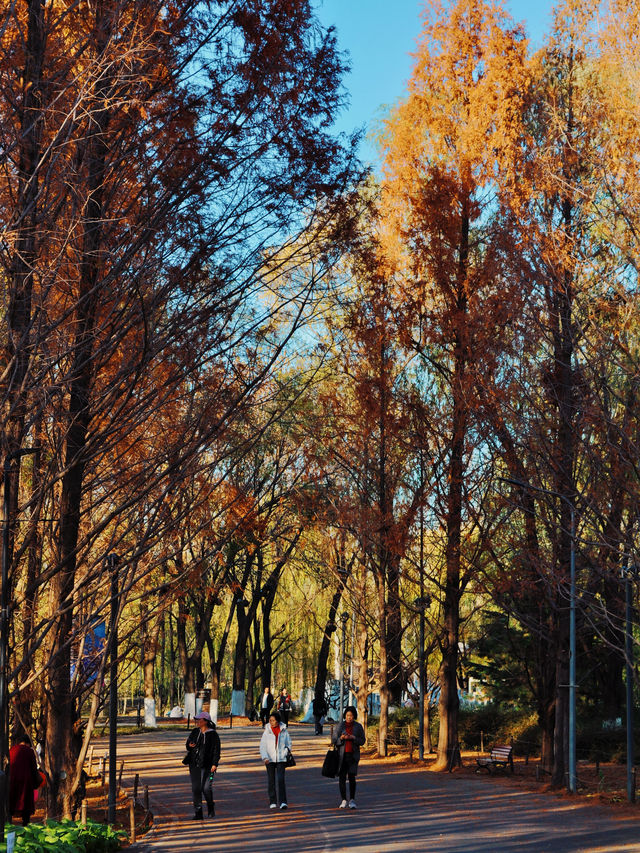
left=71, top=620, right=106, bottom=685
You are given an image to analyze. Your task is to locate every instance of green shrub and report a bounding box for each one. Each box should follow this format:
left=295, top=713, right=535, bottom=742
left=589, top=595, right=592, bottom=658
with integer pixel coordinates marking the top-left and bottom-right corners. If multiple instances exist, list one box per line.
left=458, top=705, right=539, bottom=756
left=575, top=719, right=640, bottom=764
left=366, top=706, right=439, bottom=751
left=363, top=703, right=640, bottom=764
left=0, top=819, right=125, bottom=852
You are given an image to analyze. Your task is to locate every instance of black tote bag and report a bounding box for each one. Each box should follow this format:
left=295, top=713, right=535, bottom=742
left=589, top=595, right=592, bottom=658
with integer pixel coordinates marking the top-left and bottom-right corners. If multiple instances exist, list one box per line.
left=321, top=746, right=339, bottom=778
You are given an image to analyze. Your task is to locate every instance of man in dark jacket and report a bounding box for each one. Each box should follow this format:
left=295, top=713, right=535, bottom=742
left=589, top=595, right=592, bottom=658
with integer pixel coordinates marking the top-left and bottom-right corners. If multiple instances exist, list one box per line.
left=185, top=711, right=221, bottom=819
left=259, top=687, right=274, bottom=726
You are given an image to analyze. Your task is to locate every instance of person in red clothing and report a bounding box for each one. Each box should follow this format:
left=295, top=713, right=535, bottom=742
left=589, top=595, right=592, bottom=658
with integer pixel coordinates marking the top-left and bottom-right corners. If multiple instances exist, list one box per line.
left=9, top=735, right=39, bottom=826
left=276, top=688, right=293, bottom=725
left=332, top=706, right=366, bottom=810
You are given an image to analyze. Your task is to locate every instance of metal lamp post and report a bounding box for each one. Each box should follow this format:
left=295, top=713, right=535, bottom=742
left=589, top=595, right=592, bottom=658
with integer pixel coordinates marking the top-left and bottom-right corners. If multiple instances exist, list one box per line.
left=623, top=561, right=637, bottom=803
left=501, top=477, right=577, bottom=793
left=106, top=553, right=119, bottom=824
left=568, top=504, right=576, bottom=794
left=0, top=456, right=12, bottom=841
left=339, top=612, right=349, bottom=720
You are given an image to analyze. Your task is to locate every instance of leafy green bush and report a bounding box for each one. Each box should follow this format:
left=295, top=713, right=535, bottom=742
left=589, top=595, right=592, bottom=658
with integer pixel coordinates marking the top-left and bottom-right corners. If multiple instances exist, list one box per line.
left=0, top=819, right=125, bottom=852
left=366, top=706, right=439, bottom=750
left=575, top=720, right=640, bottom=764
left=458, top=706, right=540, bottom=756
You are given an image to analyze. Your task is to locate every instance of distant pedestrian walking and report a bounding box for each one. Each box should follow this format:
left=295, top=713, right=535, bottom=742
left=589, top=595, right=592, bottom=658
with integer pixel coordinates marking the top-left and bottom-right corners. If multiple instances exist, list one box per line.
left=312, top=693, right=328, bottom=735
left=185, top=711, right=220, bottom=819
left=259, top=687, right=274, bottom=726
left=332, top=705, right=365, bottom=810
left=9, top=735, right=39, bottom=826
left=276, top=688, right=293, bottom=724
left=259, top=711, right=292, bottom=810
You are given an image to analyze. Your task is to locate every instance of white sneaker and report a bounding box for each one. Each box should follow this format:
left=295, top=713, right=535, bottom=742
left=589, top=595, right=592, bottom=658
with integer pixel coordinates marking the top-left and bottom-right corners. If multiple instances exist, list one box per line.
left=348, top=799, right=357, bottom=809
left=339, top=799, right=347, bottom=809
left=280, top=802, right=288, bottom=810
left=270, top=803, right=277, bottom=809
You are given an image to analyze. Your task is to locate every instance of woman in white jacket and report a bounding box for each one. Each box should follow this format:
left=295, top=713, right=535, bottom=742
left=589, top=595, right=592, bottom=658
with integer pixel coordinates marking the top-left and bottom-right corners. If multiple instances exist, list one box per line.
left=259, top=711, right=292, bottom=809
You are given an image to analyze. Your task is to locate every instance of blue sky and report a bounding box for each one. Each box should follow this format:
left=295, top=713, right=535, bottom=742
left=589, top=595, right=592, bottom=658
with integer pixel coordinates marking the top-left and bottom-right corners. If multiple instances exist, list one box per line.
left=315, top=0, right=557, bottom=164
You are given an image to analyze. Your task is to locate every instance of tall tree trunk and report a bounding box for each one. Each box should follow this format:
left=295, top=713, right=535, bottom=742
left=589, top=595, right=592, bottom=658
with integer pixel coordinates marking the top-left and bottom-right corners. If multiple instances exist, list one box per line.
left=550, top=173, right=576, bottom=787
left=177, top=589, right=214, bottom=719
left=314, top=586, right=344, bottom=707
left=247, top=627, right=258, bottom=715
left=353, top=567, right=369, bottom=736
left=375, top=570, right=390, bottom=756
left=46, top=23, right=112, bottom=813
left=377, top=328, right=403, bottom=706
left=141, top=584, right=163, bottom=728
left=3, top=0, right=45, bottom=758
left=387, top=553, right=403, bottom=705
left=261, top=585, right=276, bottom=690
left=3, top=0, right=44, bottom=459
left=14, top=427, right=44, bottom=736
left=159, top=614, right=166, bottom=713
left=435, top=204, right=469, bottom=771
left=168, top=609, right=177, bottom=708
left=231, top=549, right=258, bottom=714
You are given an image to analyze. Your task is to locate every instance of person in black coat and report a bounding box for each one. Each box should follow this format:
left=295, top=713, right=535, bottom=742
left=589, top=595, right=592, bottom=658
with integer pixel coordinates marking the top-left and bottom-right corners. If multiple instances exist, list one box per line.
left=312, top=693, right=328, bottom=735
left=276, top=688, right=293, bottom=724
left=185, top=711, right=221, bottom=819
left=332, top=706, right=366, bottom=809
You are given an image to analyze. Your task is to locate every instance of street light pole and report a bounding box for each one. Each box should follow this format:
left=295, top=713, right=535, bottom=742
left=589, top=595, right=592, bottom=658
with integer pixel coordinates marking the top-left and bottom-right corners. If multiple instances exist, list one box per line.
left=419, top=603, right=425, bottom=760
left=623, top=560, right=636, bottom=803
left=106, top=553, right=119, bottom=825
left=500, top=476, right=577, bottom=793
left=568, top=505, right=576, bottom=794
left=418, top=469, right=425, bottom=761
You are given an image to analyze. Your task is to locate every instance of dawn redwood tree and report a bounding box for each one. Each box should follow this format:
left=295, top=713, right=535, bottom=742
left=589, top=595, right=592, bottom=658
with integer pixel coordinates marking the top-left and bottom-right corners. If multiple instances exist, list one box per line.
left=380, top=0, right=528, bottom=770
left=301, top=228, right=427, bottom=751
left=579, top=3, right=640, bottom=719
left=477, top=0, right=619, bottom=784
left=312, top=534, right=353, bottom=716
left=471, top=0, right=640, bottom=783
left=1, top=0, right=358, bottom=816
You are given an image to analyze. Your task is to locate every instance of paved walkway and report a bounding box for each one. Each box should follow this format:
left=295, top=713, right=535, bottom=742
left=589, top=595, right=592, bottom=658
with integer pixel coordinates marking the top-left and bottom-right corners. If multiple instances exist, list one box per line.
left=114, top=725, right=640, bottom=852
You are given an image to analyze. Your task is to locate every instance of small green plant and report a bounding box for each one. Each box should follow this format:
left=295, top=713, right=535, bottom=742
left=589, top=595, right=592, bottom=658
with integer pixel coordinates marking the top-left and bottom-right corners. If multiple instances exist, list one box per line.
left=0, top=818, right=125, bottom=852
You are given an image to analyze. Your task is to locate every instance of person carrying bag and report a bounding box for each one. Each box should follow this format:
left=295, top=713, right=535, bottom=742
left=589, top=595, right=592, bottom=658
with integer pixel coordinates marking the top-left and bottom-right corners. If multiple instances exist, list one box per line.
left=184, top=711, right=221, bottom=820
left=259, top=711, right=293, bottom=810
left=332, top=706, right=365, bottom=809
left=321, top=745, right=339, bottom=778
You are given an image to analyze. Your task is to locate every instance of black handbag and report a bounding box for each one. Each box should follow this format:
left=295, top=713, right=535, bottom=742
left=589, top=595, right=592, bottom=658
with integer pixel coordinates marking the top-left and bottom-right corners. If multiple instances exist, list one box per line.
left=321, top=746, right=338, bottom=778
left=182, top=751, right=192, bottom=766
left=285, top=748, right=296, bottom=767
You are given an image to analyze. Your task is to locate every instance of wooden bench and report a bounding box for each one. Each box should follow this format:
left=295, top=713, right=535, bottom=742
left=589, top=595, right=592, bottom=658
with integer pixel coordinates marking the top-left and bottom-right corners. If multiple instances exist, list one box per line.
left=476, top=744, right=514, bottom=774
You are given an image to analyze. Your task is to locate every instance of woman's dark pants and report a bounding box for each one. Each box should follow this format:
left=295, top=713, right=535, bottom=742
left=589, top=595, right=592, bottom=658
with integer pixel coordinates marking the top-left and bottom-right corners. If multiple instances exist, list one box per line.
left=338, top=759, right=357, bottom=801
left=189, top=766, right=214, bottom=814
left=266, top=761, right=287, bottom=805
